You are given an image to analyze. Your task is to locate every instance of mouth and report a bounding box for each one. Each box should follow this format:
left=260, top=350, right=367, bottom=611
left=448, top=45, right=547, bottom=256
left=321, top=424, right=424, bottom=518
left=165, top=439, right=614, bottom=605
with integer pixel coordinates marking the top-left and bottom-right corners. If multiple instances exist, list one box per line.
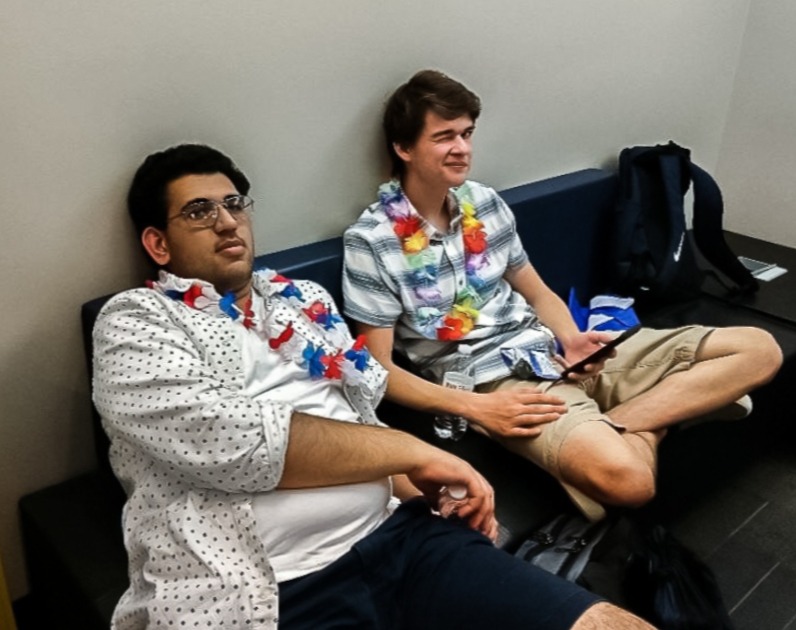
left=216, top=240, right=246, bottom=256
left=446, top=162, right=469, bottom=169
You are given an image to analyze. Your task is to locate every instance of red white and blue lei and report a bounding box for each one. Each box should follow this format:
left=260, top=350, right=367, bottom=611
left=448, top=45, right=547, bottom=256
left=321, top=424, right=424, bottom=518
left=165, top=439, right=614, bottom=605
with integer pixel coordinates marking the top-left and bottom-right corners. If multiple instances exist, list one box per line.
left=147, top=271, right=372, bottom=386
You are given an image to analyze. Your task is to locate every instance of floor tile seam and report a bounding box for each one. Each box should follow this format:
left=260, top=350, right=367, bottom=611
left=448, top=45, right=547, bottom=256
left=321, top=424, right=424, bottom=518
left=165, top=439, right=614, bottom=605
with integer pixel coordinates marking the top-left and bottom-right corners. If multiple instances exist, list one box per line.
left=707, top=499, right=770, bottom=558
left=728, top=560, right=781, bottom=616
left=782, top=609, right=796, bottom=630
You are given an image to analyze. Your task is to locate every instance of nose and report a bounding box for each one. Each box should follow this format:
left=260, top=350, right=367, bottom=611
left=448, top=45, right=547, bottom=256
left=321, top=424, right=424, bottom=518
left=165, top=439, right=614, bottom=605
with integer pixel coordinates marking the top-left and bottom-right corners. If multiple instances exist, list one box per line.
left=213, top=204, right=240, bottom=232
left=452, top=134, right=469, bottom=154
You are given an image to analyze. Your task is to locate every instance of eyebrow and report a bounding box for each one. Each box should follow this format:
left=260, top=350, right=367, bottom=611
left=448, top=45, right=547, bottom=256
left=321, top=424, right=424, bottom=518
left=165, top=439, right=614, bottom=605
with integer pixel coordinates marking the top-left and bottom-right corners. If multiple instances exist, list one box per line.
left=181, top=194, right=239, bottom=209
left=430, top=125, right=476, bottom=140
left=180, top=197, right=212, bottom=210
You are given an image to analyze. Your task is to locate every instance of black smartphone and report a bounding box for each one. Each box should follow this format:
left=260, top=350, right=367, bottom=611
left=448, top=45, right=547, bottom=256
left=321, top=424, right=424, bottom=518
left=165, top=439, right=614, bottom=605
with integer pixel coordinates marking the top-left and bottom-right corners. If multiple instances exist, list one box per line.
left=559, top=324, right=642, bottom=378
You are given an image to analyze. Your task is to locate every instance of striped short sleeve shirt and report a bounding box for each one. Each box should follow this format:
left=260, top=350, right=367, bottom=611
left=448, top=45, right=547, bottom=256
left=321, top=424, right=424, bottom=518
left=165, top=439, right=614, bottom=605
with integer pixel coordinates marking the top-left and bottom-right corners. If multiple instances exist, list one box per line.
left=343, top=179, right=555, bottom=385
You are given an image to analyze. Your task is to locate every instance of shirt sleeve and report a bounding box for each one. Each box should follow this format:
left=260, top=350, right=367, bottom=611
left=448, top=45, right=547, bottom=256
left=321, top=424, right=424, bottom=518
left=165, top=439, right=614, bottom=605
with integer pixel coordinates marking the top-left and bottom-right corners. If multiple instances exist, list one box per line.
left=92, top=290, right=290, bottom=494
left=342, top=227, right=404, bottom=327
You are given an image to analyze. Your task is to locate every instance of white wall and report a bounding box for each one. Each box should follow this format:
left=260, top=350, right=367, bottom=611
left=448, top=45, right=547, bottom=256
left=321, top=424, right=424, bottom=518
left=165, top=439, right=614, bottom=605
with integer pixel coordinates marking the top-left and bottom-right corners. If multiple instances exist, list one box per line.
left=0, top=0, right=751, bottom=599
left=717, top=0, right=796, bottom=247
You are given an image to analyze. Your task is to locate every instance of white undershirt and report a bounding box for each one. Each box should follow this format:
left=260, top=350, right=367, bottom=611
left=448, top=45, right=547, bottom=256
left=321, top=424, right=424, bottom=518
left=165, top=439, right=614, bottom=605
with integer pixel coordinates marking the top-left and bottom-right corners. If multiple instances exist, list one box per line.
left=244, top=293, right=394, bottom=582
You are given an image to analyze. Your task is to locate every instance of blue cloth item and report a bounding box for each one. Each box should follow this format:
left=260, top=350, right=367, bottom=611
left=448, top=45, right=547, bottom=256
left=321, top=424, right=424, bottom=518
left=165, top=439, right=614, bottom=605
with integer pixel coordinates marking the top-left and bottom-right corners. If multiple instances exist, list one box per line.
left=568, top=287, right=641, bottom=332
left=278, top=499, right=600, bottom=630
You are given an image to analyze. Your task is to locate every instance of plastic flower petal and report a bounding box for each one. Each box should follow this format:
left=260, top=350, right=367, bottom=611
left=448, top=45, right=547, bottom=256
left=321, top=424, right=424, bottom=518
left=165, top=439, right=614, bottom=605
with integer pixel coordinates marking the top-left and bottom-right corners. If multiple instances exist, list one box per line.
left=280, top=283, right=304, bottom=302
left=279, top=335, right=305, bottom=363
left=302, top=343, right=327, bottom=379
left=340, top=361, right=366, bottom=386
left=317, top=311, right=344, bottom=330
left=322, top=351, right=345, bottom=380
left=457, top=313, right=476, bottom=336
left=466, top=252, right=489, bottom=273
left=393, top=216, right=421, bottom=239
left=463, top=230, right=487, bottom=254
left=352, top=335, right=367, bottom=351
left=345, top=335, right=370, bottom=372
left=268, top=322, right=295, bottom=349
left=462, top=214, right=483, bottom=231
left=453, top=298, right=479, bottom=321
left=344, top=346, right=370, bottom=371
left=241, top=298, right=255, bottom=329
left=403, top=230, right=429, bottom=254
left=182, top=284, right=205, bottom=308
left=415, top=285, right=442, bottom=304
left=406, top=254, right=428, bottom=271
left=324, top=326, right=349, bottom=349
left=466, top=272, right=487, bottom=291
left=303, top=301, right=326, bottom=322
left=219, top=291, right=238, bottom=319
left=437, top=315, right=464, bottom=341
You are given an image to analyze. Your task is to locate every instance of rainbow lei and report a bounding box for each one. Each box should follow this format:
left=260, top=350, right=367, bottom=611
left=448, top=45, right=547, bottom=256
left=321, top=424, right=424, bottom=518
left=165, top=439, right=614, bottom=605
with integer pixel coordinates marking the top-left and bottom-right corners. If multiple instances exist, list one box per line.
left=148, top=272, right=371, bottom=384
left=380, top=182, right=488, bottom=341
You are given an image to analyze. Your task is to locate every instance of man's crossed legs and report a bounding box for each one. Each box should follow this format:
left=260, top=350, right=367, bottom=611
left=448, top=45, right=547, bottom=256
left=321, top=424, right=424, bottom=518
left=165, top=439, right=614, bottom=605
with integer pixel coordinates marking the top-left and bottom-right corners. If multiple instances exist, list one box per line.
left=484, top=325, right=782, bottom=520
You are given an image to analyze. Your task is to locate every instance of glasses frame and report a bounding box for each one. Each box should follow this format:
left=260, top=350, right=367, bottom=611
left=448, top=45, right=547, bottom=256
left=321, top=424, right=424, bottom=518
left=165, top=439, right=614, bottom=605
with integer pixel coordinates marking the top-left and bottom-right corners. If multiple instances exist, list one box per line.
left=168, top=194, right=254, bottom=228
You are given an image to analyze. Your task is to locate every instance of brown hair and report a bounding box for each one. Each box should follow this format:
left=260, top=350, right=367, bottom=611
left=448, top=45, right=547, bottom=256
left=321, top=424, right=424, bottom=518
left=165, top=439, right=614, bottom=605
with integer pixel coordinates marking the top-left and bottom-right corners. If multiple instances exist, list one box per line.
left=383, top=69, right=481, bottom=177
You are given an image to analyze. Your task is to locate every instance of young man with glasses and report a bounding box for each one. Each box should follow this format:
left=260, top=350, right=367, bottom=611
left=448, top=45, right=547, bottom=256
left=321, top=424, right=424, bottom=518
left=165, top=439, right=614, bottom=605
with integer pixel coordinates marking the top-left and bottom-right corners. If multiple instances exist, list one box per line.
left=94, top=144, right=655, bottom=629
left=343, top=69, right=782, bottom=522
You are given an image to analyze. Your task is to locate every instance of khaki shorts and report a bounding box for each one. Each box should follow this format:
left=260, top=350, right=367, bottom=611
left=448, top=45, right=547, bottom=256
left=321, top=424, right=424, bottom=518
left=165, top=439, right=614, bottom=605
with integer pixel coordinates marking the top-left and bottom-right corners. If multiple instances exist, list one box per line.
left=476, top=325, right=713, bottom=479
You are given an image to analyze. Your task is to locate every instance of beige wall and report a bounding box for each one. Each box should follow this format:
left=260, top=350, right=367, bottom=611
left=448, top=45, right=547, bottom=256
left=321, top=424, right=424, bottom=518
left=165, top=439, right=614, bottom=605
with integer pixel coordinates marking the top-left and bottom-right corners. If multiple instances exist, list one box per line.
left=0, top=0, right=752, bottom=599
left=717, top=0, right=796, bottom=246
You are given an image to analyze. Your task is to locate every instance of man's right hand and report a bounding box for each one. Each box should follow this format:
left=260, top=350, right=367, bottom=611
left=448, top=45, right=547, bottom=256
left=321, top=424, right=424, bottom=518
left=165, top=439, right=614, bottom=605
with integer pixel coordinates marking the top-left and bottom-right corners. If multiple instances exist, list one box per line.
left=406, top=449, right=498, bottom=542
left=466, top=387, right=566, bottom=439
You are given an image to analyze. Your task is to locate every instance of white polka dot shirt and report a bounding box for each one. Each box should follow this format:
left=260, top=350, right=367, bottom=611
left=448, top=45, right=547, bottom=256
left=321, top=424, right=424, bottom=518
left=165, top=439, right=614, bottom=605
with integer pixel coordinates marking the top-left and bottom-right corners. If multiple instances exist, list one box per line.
left=93, top=271, right=387, bottom=629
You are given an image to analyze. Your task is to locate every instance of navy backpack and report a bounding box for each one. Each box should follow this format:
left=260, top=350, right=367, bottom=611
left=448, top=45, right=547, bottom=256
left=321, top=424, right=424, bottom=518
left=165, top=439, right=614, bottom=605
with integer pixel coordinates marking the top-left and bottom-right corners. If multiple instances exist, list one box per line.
left=612, top=142, right=758, bottom=305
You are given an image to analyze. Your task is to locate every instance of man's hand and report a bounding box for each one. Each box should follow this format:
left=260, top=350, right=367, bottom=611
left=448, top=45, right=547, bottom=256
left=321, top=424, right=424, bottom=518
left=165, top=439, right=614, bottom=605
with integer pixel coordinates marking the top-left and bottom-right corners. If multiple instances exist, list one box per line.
left=558, top=330, right=617, bottom=380
left=407, top=451, right=498, bottom=542
left=466, top=388, right=567, bottom=439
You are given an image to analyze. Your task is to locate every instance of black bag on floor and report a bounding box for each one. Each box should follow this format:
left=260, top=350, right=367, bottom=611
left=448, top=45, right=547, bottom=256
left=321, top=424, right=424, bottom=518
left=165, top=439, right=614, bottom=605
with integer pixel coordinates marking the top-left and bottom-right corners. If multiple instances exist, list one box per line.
left=514, top=512, right=734, bottom=629
left=624, top=524, right=735, bottom=630
left=612, top=142, right=758, bottom=306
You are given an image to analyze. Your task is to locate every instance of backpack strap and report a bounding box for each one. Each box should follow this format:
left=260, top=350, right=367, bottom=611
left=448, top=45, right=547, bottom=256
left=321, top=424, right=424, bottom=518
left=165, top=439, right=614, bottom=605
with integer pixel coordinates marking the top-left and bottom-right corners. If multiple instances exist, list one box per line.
left=689, top=163, right=759, bottom=294
left=653, top=150, right=692, bottom=294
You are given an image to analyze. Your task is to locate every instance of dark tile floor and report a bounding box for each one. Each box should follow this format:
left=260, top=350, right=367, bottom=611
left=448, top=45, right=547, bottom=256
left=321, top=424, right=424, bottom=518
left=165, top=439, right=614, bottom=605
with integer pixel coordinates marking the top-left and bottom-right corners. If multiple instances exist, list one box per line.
left=666, top=443, right=796, bottom=629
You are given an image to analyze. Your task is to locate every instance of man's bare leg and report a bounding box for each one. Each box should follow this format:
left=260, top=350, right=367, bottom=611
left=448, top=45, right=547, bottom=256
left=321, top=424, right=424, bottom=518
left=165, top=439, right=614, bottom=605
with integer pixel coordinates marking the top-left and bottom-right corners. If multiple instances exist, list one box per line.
left=607, top=327, right=781, bottom=433
left=497, top=328, right=780, bottom=511
left=557, top=327, right=780, bottom=508
left=572, top=602, right=656, bottom=629
left=556, top=421, right=658, bottom=507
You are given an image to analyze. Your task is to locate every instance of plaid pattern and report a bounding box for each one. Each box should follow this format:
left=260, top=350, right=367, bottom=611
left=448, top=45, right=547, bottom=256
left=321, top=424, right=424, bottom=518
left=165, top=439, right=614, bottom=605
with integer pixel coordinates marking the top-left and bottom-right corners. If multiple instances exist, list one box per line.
left=343, top=180, right=555, bottom=384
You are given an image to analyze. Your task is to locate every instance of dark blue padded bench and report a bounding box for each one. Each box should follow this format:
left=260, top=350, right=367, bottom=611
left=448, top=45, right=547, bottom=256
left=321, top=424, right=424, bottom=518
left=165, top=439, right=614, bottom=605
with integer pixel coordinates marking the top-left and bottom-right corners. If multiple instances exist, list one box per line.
left=19, top=168, right=796, bottom=629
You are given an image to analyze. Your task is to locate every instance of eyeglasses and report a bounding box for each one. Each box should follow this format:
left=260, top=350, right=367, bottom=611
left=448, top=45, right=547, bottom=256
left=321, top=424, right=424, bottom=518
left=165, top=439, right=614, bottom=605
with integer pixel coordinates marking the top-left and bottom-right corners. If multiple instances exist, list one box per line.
left=169, top=195, right=254, bottom=228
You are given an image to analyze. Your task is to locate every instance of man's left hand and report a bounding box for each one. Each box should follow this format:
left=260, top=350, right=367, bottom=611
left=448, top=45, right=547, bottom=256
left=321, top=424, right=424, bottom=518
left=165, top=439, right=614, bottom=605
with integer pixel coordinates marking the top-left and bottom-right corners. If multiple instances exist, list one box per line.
left=557, top=330, right=617, bottom=380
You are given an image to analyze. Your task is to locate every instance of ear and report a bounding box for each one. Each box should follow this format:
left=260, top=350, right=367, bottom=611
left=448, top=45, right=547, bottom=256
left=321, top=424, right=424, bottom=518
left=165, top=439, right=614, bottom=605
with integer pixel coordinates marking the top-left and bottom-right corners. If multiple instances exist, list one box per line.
left=141, top=227, right=171, bottom=266
left=393, top=141, right=412, bottom=164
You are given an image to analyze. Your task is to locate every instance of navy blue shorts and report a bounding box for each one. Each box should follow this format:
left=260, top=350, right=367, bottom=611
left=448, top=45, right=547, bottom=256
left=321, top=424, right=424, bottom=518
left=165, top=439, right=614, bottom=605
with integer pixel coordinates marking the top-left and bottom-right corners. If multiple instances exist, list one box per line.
left=278, top=499, right=600, bottom=629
